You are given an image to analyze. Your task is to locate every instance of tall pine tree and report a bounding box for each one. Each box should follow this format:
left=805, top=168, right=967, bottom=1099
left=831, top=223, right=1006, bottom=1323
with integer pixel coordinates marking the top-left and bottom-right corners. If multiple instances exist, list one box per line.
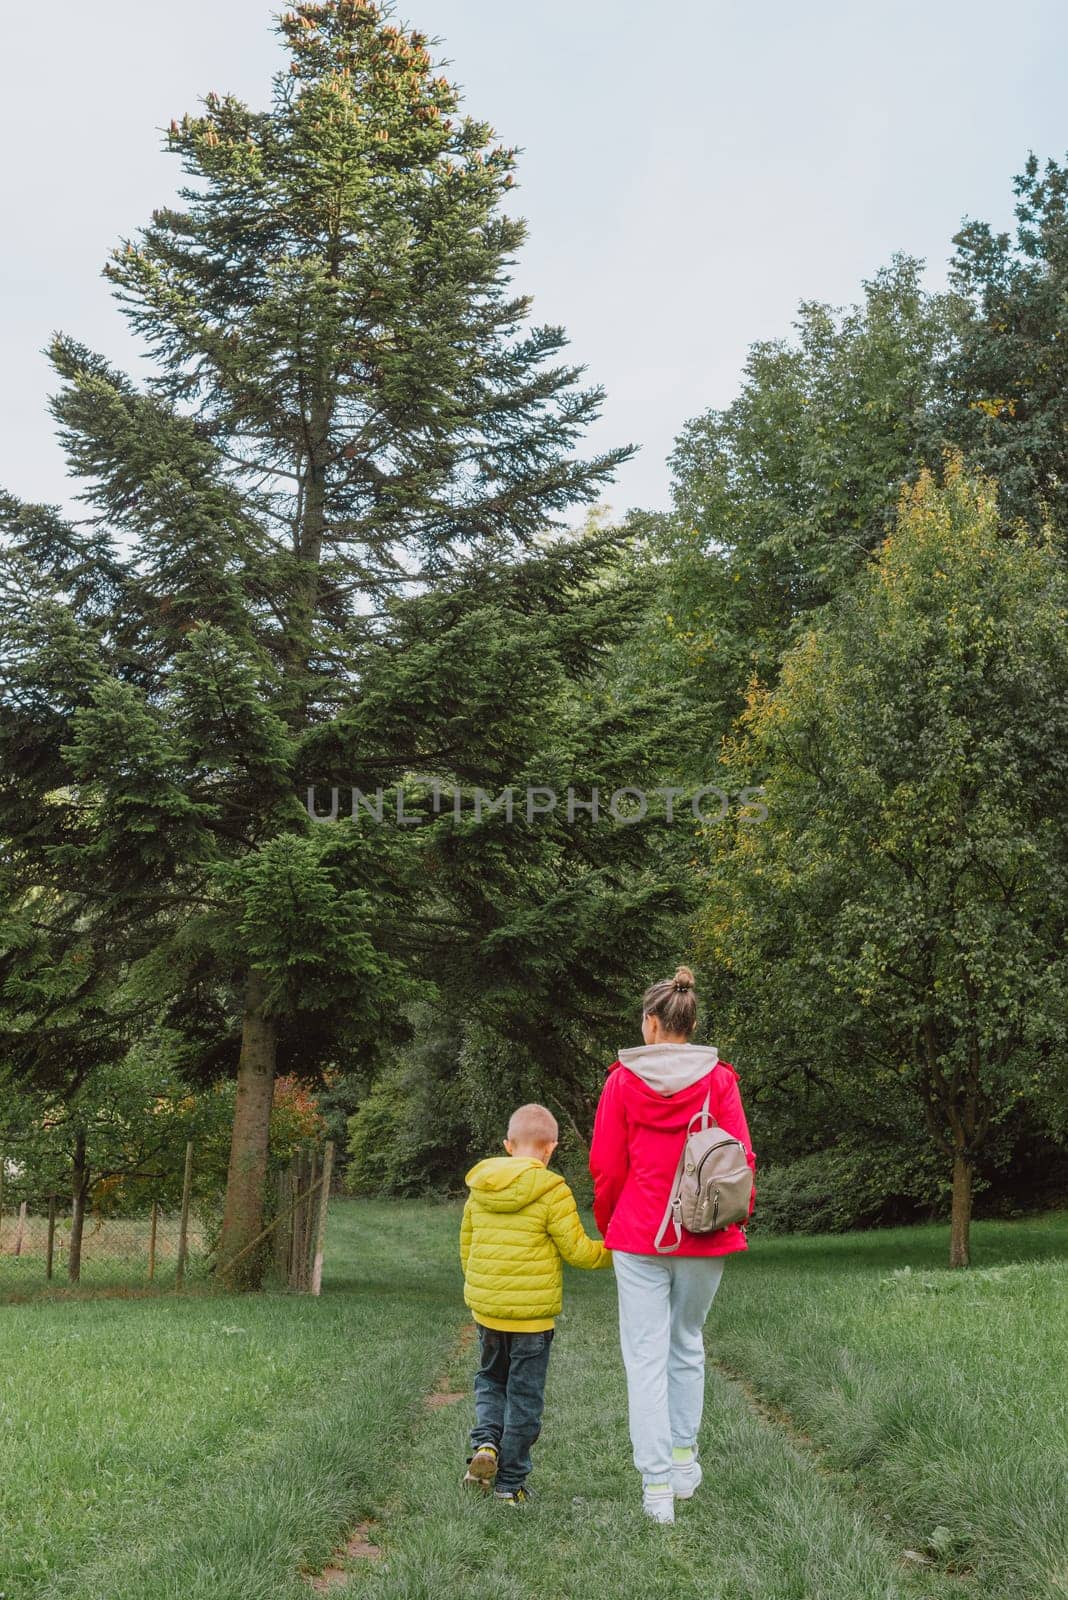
left=0, top=1, right=679, bottom=1284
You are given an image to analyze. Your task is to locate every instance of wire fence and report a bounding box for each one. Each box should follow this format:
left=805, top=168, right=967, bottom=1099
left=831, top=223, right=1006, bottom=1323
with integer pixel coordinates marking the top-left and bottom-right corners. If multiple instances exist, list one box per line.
left=0, top=1204, right=213, bottom=1293
left=0, top=1138, right=208, bottom=1296
left=0, top=1138, right=335, bottom=1299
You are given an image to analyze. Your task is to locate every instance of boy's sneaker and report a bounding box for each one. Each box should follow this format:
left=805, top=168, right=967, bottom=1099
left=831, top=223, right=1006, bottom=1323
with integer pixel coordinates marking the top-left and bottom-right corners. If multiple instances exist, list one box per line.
left=462, top=1442, right=499, bottom=1491
left=670, top=1456, right=702, bottom=1500
left=642, top=1483, right=675, bottom=1524
left=494, top=1485, right=534, bottom=1507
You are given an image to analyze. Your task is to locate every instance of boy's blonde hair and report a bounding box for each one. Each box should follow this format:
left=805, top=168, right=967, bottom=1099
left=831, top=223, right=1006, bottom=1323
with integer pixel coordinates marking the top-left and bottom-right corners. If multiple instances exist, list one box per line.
left=506, top=1103, right=559, bottom=1148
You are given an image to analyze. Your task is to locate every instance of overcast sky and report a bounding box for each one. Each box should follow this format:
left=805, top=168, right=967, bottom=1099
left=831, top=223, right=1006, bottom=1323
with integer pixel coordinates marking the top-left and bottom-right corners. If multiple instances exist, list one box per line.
left=2, top=0, right=1065, bottom=527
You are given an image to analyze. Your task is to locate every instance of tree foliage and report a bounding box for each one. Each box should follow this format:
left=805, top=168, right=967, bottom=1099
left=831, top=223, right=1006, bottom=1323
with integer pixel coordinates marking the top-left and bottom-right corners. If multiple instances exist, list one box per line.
left=0, top=0, right=683, bottom=1282
left=941, top=154, right=1068, bottom=535
left=701, top=459, right=1068, bottom=1263
left=638, top=256, right=958, bottom=768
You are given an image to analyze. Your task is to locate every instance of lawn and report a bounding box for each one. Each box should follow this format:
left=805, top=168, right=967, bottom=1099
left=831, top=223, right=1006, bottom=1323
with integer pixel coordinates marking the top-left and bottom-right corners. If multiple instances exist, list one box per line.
left=0, top=1203, right=462, bottom=1600
left=711, top=1214, right=1068, bottom=1600
left=0, top=1200, right=1064, bottom=1600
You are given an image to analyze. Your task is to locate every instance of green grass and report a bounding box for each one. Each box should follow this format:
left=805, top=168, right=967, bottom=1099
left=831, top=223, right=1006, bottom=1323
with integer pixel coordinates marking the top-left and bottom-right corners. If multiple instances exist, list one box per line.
left=0, top=1202, right=467, bottom=1600
left=1, top=1200, right=1065, bottom=1600
left=710, top=1213, right=1068, bottom=1600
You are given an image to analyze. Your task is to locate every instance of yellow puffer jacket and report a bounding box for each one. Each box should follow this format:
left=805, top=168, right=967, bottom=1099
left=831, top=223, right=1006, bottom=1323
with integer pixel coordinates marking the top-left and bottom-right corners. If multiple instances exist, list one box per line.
left=460, top=1156, right=611, bottom=1331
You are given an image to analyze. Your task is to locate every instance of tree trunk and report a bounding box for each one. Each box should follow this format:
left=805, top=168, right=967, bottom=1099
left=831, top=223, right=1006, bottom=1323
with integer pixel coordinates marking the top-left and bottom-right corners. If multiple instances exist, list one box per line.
left=949, top=1150, right=973, bottom=1268
left=218, top=970, right=277, bottom=1289
left=283, top=397, right=330, bottom=727
left=69, top=1128, right=88, bottom=1284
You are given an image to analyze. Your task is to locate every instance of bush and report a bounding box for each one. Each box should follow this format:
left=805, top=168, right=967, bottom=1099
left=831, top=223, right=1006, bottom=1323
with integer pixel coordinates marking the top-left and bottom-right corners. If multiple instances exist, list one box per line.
left=345, top=1061, right=471, bottom=1198
left=750, top=1138, right=949, bottom=1235
left=344, top=1009, right=472, bottom=1197
left=343, top=1010, right=604, bottom=1203
left=552, top=1120, right=594, bottom=1212
left=750, top=1110, right=1068, bottom=1235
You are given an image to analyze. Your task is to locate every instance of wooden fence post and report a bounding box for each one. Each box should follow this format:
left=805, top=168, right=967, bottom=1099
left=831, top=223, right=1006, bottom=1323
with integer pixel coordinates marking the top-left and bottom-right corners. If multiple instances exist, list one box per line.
left=175, top=1141, right=194, bottom=1288
left=287, top=1156, right=299, bottom=1291
left=272, top=1166, right=290, bottom=1282
left=286, top=1154, right=299, bottom=1290
left=299, top=1147, right=319, bottom=1292
left=13, top=1201, right=27, bottom=1257
left=291, top=1150, right=311, bottom=1291
left=291, top=1150, right=307, bottom=1292
left=69, top=1130, right=88, bottom=1284
left=310, top=1141, right=335, bottom=1297
left=46, top=1195, right=56, bottom=1280
left=214, top=1165, right=323, bottom=1287
left=148, top=1199, right=159, bottom=1282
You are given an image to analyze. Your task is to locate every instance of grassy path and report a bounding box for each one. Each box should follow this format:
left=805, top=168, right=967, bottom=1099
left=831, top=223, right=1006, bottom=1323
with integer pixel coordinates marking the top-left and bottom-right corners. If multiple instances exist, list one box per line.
left=709, top=1215, right=1068, bottom=1600
left=1, top=1201, right=1064, bottom=1599
left=345, top=1220, right=962, bottom=1600
left=335, top=1205, right=1067, bottom=1600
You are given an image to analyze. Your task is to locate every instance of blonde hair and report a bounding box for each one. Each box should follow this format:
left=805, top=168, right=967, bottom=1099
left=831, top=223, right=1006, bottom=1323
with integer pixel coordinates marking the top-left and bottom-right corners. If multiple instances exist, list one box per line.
left=506, top=1103, right=559, bottom=1148
left=642, top=965, right=697, bottom=1037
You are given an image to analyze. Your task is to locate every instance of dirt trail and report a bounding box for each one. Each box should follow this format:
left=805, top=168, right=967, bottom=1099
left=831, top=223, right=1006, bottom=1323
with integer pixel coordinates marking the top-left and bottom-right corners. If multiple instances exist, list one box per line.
left=304, top=1321, right=476, bottom=1592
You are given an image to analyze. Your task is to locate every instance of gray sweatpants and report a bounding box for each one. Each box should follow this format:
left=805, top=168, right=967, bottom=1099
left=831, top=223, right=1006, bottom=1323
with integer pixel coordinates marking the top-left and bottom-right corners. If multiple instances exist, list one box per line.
left=613, top=1250, right=726, bottom=1486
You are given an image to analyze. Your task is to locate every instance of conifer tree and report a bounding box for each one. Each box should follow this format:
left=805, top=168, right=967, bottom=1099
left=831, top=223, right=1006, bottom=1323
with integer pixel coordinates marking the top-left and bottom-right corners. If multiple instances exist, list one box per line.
left=941, top=153, right=1068, bottom=537
left=0, top=2, right=679, bottom=1285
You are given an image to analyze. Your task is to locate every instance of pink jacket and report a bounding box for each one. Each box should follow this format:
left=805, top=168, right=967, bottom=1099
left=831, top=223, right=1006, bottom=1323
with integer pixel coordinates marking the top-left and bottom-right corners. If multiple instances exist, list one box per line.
left=589, top=1044, right=756, bottom=1257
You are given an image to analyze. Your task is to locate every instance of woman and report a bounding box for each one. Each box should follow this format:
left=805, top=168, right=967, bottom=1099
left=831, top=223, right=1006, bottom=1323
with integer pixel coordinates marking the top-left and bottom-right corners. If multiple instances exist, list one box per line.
left=589, top=966, right=756, bottom=1524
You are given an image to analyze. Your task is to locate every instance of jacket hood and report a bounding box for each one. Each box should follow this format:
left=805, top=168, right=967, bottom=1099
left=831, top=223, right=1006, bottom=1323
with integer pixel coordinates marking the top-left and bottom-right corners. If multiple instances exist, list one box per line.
left=616, top=1042, right=720, bottom=1096
left=464, top=1156, right=564, bottom=1213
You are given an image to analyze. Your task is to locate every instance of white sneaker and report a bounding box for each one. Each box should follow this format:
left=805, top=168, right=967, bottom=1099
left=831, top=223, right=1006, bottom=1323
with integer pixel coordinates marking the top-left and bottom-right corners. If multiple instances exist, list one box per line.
left=642, top=1484, right=675, bottom=1524
left=671, top=1457, right=702, bottom=1500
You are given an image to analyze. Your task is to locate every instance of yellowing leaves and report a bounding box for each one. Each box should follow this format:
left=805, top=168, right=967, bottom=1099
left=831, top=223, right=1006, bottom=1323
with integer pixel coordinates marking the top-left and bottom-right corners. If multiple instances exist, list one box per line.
left=969, top=396, right=1017, bottom=419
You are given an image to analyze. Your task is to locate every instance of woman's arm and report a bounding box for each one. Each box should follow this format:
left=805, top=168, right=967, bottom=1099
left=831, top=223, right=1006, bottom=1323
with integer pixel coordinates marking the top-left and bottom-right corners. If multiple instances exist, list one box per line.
left=589, top=1067, right=629, bottom=1237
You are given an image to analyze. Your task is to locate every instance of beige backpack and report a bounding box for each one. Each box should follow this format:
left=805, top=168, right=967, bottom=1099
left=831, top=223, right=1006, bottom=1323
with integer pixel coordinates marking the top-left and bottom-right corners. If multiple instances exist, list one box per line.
left=654, top=1085, right=753, bottom=1254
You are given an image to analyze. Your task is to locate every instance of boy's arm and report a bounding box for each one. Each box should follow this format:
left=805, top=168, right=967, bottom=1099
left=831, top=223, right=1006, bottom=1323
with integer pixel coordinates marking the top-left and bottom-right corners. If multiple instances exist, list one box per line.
left=545, top=1182, right=612, bottom=1270
left=460, top=1196, right=473, bottom=1272
left=589, top=1067, right=628, bottom=1237
left=716, top=1066, right=757, bottom=1219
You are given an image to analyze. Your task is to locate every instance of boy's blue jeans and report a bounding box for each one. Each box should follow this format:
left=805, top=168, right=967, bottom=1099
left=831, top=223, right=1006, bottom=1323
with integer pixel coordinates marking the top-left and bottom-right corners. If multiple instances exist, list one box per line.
left=470, top=1323, right=555, bottom=1491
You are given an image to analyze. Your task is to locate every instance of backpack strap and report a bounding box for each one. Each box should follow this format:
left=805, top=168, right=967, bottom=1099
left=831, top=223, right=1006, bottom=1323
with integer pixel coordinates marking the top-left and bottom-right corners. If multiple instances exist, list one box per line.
left=653, top=1086, right=712, bottom=1254
left=653, top=1141, right=687, bottom=1254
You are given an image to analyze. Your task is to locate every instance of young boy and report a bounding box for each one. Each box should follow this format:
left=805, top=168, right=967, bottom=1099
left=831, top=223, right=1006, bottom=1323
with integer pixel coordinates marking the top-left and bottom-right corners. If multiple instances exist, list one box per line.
left=460, top=1102, right=611, bottom=1504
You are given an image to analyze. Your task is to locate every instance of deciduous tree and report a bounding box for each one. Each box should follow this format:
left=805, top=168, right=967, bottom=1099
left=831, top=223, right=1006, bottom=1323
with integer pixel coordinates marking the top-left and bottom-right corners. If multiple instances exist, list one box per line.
left=703, top=459, right=1068, bottom=1265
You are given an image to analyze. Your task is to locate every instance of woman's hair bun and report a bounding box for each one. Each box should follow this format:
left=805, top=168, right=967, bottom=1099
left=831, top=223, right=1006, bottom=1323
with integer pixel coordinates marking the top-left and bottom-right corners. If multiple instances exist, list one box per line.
left=642, top=966, right=698, bottom=1033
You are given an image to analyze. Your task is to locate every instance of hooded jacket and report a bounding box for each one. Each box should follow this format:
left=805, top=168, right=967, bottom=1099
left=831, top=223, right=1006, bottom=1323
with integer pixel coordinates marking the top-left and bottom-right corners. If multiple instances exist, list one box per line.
left=460, top=1156, right=611, bottom=1332
left=589, top=1044, right=756, bottom=1256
